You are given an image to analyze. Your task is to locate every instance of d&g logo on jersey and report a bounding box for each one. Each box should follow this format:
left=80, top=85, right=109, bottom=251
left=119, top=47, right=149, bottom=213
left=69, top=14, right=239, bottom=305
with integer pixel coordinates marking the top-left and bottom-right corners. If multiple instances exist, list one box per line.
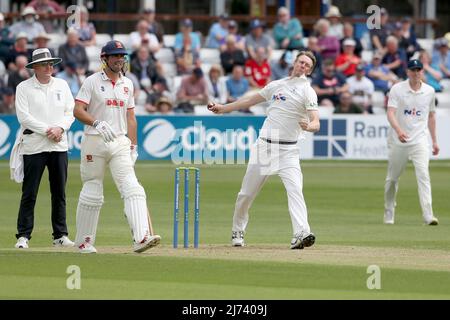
left=272, top=93, right=286, bottom=102
left=404, top=108, right=421, bottom=116
left=105, top=98, right=125, bottom=107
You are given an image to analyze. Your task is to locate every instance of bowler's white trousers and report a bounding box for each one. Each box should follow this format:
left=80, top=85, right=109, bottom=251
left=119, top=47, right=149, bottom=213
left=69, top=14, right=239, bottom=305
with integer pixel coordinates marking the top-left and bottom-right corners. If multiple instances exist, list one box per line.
left=232, top=138, right=310, bottom=236
left=384, top=137, right=434, bottom=220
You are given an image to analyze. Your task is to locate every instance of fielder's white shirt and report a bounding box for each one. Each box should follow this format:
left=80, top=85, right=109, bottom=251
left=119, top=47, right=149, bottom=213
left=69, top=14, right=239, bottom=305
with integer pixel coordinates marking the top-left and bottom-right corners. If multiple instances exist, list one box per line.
left=76, top=71, right=135, bottom=136
left=15, top=75, right=74, bottom=155
left=258, top=75, right=318, bottom=142
left=387, top=80, right=435, bottom=146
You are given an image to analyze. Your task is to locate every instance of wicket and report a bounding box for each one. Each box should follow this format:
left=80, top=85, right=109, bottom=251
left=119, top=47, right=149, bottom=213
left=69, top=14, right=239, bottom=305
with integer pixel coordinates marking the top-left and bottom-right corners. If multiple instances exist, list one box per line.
left=173, top=167, right=200, bottom=248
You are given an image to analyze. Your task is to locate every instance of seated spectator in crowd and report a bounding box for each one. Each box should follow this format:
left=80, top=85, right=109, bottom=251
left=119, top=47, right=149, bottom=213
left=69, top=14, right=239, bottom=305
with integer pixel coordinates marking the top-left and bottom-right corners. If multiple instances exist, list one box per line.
left=124, top=70, right=141, bottom=102
left=325, top=5, right=344, bottom=40
left=419, top=50, right=443, bottom=92
left=176, top=67, right=208, bottom=113
left=219, top=20, right=245, bottom=52
left=347, top=64, right=375, bottom=113
left=155, top=97, right=174, bottom=114
left=73, top=6, right=96, bottom=47
left=174, top=19, right=201, bottom=55
left=130, top=19, right=160, bottom=55
left=130, top=45, right=163, bottom=87
left=7, top=55, right=32, bottom=93
left=397, top=17, right=421, bottom=60
left=205, top=14, right=229, bottom=49
left=58, top=28, right=89, bottom=75
left=245, top=46, right=271, bottom=89
left=9, top=7, right=45, bottom=42
left=312, top=59, right=349, bottom=107
left=4, top=32, right=31, bottom=70
left=56, top=61, right=81, bottom=97
left=335, top=38, right=361, bottom=77
left=226, top=64, right=249, bottom=103
left=206, top=64, right=227, bottom=104
left=306, top=36, right=323, bottom=79
left=143, top=8, right=164, bottom=44
left=143, top=77, right=171, bottom=113
left=33, top=32, right=55, bottom=56
left=245, top=19, right=273, bottom=61
left=432, top=37, right=450, bottom=78
left=334, top=91, right=363, bottom=114
left=315, top=18, right=340, bottom=61
left=271, top=50, right=293, bottom=80
left=340, top=22, right=362, bottom=57
left=365, top=51, right=398, bottom=93
left=382, top=36, right=407, bottom=79
left=370, top=8, right=394, bottom=53
left=272, top=7, right=304, bottom=50
left=220, top=34, right=246, bottom=74
left=0, top=87, right=15, bottom=114
left=0, top=13, right=15, bottom=61
left=27, top=0, right=64, bottom=33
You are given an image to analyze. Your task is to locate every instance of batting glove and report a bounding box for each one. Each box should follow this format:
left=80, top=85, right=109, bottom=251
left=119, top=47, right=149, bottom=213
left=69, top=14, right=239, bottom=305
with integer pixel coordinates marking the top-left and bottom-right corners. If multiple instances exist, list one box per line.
left=93, top=120, right=117, bottom=142
left=130, top=144, right=138, bottom=165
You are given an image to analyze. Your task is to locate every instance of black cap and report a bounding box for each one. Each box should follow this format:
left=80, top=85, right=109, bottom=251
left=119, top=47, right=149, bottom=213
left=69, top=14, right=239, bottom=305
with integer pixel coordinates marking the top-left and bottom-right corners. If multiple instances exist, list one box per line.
left=407, top=59, right=423, bottom=70
left=193, top=67, right=203, bottom=77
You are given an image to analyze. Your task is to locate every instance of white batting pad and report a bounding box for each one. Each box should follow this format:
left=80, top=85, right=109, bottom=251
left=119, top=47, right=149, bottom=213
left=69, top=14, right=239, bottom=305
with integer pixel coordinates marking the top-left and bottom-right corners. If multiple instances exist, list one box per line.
left=75, top=180, right=103, bottom=246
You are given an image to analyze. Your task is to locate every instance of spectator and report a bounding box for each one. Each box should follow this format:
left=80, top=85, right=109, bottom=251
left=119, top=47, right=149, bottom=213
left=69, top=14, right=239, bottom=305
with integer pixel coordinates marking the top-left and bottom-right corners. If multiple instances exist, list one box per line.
left=340, top=22, right=363, bottom=57
left=55, top=61, right=81, bottom=97
left=382, top=36, right=407, bottom=79
left=143, top=8, right=164, bottom=44
left=27, top=0, right=64, bottom=33
left=325, top=5, right=344, bottom=40
left=346, top=64, right=375, bottom=113
left=143, top=77, right=171, bottom=113
left=32, top=32, right=55, bottom=57
left=130, top=45, right=162, bottom=86
left=306, top=36, right=323, bottom=79
left=272, top=7, right=304, bottom=50
left=365, top=51, right=398, bottom=93
left=315, top=19, right=340, bottom=60
left=245, top=19, right=273, bottom=61
left=9, top=7, right=45, bottom=42
left=0, top=87, right=15, bottom=114
left=174, top=19, right=201, bottom=55
left=432, top=37, right=450, bottom=78
left=419, top=50, right=443, bottom=92
left=124, top=70, right=141, bottom=102
left=244, top=46, right=271, bottom=88
left=4, top=32, right=31, bottom=70
left=226, top=64, right=249, bottom=104
left=334, top=91, right=363, bottom=113
left=220, top=34, right=246, bottom=74
left=312, top=59, right=349, bottom=107
left=57, top=28, right=89, bottom=75
left=73, top=6, right=96, bottom=47
left=271, top=50, right=293, bottom=80
left=335, top=38, right=361, bottom=77
left=206, top=64, right=227, bottom=104
left=7, top=55, right=32, bottom=92
left=398, top=17, right=421, bottom=60
left=0, top=13, right=15, bottom=60
left=219, top=20, right=245, bottom=52
left=370, top=8, right=394, bottom=53
left=176, top=67, right=208, bottom=113
left=206, top=14, right=229, bottom=49
left=130, top=19, right=160, bottom=55
left=155, top=96, right=174, bottom=114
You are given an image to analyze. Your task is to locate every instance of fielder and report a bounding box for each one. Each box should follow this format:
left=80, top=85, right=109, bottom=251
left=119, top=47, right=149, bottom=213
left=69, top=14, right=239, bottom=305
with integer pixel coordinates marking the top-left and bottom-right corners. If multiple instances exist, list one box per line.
left=384, top=59, right=439, bottom=225
left=208, top=51, right=319, bottom=249
left=73, top=40, right=161, bottom=253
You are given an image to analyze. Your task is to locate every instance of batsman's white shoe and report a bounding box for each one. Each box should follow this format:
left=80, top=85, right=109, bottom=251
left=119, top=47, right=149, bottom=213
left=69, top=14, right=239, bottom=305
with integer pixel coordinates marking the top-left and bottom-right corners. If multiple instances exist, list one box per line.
left=231, top=231, right=245, bottom=247
left=133, top=234, right=161, bottom=253
left=15, top=237, right=29, bottom=249
left=290, top=232, right=315, bottom=250
left=425, top=216, right=439, bottom=226
left=53, top=236, right=75, bottom=247
left=384, top=209, right=395, bottom=225
left=78, top=237, right=97, bottom=253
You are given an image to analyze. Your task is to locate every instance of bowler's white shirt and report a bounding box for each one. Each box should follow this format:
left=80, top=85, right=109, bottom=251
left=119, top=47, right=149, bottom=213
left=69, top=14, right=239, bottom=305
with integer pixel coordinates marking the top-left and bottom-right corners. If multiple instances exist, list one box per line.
left=76, top=71, right=135, bottom=136
left=15, top=75, right=74, bottom=155
left=387, top=80, right=435, bottom=146
left=258, top=75, right=318, bottom=142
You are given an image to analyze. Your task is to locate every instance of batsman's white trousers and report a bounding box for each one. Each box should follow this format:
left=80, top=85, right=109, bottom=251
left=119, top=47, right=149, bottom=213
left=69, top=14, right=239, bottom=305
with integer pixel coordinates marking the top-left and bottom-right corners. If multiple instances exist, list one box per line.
left=232, top=138, right=310, bottom=236
left=384, top=137, right=434, bottom=220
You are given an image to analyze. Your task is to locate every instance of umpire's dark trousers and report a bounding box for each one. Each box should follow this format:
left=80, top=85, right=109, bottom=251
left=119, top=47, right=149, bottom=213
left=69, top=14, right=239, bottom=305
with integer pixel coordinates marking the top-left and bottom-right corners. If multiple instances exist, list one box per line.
left=16, top=151, right=69, bottom=240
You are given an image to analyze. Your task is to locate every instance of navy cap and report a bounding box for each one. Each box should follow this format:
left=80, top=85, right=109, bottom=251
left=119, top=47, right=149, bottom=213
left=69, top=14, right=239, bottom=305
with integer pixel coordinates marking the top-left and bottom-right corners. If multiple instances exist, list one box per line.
left=250, top=19, right=264, bottom=30
left=182, top=19, right=193, bottom=28
left=407, top=59, right=423, bottom=70
left=101, top=40, right=127, bottom=56
left=193, top=67, right=203, bottom=77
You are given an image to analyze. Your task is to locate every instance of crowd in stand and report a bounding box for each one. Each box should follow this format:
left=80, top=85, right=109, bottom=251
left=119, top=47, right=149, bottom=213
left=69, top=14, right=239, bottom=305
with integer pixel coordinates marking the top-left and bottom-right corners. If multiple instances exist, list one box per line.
left=1, top=2, right=450, bottom=116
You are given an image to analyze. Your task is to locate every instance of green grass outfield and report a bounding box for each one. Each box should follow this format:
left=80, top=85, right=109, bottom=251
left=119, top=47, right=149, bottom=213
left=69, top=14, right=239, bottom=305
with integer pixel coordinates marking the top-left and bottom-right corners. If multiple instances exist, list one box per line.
left=0, top=160, right=449, bottom=300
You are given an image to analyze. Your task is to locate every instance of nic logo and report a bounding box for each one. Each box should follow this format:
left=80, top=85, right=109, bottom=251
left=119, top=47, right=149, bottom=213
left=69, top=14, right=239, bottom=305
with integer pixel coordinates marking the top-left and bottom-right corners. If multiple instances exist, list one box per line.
left=313, top=119, right=347, bottom=157
left=143, top=119, right=177, bottom=158
left=272, top=93, right=286, bottom=102
left=404, top=108, right=421, bottom=116
left=0, top=119, right=11, bottom=157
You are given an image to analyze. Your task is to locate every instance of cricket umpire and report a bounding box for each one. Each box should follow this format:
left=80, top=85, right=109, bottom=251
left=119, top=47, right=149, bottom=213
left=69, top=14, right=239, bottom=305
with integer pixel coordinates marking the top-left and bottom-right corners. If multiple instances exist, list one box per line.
left=14, top=48, right=75, bottom=249
left=384, top=59, right=440, bottom=225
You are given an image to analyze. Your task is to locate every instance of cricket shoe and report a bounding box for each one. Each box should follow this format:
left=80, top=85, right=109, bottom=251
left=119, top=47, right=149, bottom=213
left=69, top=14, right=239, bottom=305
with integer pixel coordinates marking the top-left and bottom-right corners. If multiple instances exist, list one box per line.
left=53, top=235, right=75, bottom=247
left=231, top=231, right=245, bottom=247
left=133, top=234, right=161, bottom=253
left=384, top=209, right=395, bottom=225
left=15, top=236, right=29, bottom=249
left=78, top=236, right=97, bottom=253
left=290, top=232, right=315, bottom=250
left=425, top=216, right=439, bottom=226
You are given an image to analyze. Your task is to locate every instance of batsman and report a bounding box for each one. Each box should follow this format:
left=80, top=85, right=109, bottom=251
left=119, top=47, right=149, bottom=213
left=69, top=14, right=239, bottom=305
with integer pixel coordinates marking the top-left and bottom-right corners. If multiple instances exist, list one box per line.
left=73, top=40, right=161, bottom=253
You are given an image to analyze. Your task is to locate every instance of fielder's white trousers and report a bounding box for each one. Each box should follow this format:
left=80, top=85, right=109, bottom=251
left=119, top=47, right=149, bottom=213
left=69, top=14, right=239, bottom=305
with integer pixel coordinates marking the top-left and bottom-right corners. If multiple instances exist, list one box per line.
left=232, top=139, right=310, bottom=236
left=384, top=137, right=434, bottom=220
